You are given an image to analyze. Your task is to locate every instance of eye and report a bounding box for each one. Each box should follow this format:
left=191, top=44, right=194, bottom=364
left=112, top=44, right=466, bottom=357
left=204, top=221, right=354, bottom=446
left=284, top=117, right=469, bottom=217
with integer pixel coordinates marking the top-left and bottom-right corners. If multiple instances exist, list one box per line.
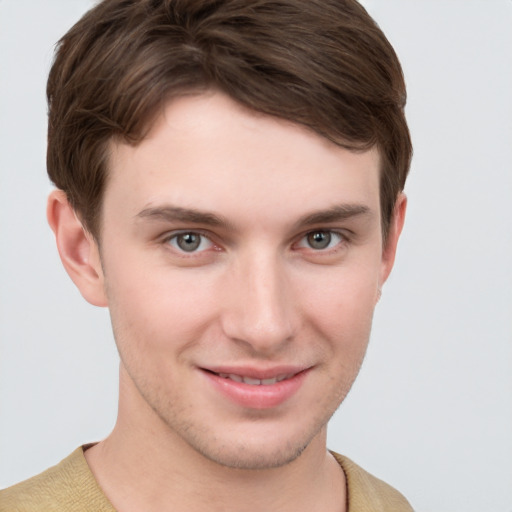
left=297, top=230, right=344, bottom=250
left=167, top=232, right=213, bottom=253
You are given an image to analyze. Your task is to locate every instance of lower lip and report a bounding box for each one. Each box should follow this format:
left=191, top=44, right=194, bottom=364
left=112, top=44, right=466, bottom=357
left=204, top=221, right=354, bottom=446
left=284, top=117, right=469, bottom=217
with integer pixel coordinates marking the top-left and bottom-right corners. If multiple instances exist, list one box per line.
left=202, top=370, right=308, bottom=409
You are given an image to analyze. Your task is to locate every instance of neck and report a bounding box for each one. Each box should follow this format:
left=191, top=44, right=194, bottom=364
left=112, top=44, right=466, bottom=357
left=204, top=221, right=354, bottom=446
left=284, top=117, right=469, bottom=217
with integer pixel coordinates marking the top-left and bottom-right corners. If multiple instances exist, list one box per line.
left=85, top=368, right=346, bottom=512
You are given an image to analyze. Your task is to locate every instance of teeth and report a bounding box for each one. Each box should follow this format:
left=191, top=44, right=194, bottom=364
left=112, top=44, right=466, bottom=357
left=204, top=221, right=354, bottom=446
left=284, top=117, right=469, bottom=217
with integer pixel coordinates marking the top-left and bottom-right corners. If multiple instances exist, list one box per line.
left=217, top=372, right=293, bottom=385
left=243, top=376, right=261, bottom=385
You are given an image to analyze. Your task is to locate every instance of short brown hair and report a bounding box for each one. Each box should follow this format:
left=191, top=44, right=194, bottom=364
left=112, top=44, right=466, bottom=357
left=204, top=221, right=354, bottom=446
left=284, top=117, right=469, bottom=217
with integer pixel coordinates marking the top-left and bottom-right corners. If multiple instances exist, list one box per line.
left=47, top=0, right=412, bottom=241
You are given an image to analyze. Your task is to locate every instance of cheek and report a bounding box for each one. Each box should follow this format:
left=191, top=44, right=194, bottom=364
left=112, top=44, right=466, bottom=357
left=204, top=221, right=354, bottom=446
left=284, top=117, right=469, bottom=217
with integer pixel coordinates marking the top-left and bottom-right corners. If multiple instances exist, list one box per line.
left=301, top=265, right=378, bottom=325
left=297, top=263, right=378, bottom=366
left=104, top=262, right=220, bottom=353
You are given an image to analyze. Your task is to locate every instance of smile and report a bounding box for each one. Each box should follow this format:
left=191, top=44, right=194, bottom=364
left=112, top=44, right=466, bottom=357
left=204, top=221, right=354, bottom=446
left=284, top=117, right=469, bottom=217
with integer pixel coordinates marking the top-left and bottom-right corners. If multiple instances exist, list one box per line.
left=202, top=367, right=309, bottom=409
left=215, top=373, right=295, bottom=385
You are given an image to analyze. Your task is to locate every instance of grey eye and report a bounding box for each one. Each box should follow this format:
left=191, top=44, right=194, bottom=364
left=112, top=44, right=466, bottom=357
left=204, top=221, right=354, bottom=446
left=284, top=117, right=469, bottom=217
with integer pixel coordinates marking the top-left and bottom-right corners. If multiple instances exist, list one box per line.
left=306, top=231, right=332, bottom=250
left=176, top=233, right=202, bottom=252
left=166, top=231, right=214, bottom=254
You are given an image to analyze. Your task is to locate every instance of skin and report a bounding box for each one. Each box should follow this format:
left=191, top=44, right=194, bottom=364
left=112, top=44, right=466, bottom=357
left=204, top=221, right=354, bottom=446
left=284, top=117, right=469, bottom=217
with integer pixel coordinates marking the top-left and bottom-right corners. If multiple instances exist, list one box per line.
left=48, top=91, right=406, bottom=512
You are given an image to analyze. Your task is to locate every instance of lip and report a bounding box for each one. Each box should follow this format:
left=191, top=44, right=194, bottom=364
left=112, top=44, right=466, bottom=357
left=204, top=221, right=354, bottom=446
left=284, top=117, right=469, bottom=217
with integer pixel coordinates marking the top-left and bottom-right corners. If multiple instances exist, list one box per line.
left=200, top=365, right=310, bottom=410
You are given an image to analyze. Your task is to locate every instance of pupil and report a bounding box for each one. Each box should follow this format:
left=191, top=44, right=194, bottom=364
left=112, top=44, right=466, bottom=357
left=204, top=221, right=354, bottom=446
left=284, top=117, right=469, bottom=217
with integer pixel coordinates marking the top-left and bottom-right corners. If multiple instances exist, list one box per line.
left=308, top=231, right=331, bottom=249
left=178, top=233, right=200, bottom=252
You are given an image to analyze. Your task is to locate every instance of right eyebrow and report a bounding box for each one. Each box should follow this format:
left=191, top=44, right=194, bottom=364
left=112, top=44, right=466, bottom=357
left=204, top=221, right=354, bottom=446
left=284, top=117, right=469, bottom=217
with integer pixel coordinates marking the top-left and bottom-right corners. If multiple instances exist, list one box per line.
left=135, top=205, right=234, bottom=230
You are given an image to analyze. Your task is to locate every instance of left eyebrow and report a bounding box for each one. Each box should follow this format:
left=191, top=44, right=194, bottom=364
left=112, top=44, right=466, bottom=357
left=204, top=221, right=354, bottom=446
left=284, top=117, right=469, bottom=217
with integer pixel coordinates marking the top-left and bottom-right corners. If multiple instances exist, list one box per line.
left=294, top=204, right=373, bottom=229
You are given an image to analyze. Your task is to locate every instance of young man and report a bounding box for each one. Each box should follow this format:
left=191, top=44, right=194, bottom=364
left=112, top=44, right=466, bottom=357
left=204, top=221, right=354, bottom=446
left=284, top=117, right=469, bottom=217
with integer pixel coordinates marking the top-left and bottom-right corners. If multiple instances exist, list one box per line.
left=1, top=0, right=412, bottom=510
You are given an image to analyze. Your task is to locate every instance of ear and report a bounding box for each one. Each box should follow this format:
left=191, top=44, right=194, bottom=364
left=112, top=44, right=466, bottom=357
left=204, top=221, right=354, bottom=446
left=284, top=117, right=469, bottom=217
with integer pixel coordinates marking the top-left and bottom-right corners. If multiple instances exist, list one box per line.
left=379, top=193, right=407, bottom=287
left=47, top=189, right=108, bottom=307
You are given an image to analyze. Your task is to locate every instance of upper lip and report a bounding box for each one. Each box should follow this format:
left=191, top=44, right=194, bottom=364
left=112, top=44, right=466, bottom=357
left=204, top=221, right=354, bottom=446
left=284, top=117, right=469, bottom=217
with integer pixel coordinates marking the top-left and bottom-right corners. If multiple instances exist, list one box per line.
left=201, top=365, right=309, bottom=380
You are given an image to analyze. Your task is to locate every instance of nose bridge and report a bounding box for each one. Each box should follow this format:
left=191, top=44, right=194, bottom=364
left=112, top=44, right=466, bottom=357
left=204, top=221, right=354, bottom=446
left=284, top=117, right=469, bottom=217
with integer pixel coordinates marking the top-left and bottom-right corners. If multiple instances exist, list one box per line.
left=221, top=246, right=296, bottom=352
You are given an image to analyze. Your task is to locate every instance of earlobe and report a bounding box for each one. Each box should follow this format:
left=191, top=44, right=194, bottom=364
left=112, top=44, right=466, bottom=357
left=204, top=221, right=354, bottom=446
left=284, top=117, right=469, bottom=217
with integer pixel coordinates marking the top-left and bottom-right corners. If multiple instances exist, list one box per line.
left=379, top=193, right=407, bottom=287
left=47, top=190, right=108, bottom=307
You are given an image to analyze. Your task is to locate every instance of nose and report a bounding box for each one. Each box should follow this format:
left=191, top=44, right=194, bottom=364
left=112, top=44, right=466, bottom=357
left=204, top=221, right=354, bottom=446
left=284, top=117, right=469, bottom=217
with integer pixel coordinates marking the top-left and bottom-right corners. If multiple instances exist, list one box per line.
left=220, top=250, right=298, bottom=355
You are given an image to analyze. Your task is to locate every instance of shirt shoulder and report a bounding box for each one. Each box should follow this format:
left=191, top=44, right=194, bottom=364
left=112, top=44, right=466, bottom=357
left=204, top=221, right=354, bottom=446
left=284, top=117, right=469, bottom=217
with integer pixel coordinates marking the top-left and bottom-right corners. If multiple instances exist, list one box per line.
left=331, top=451, right=414, bottom=512
left=0, top=447, right=115, bottom=512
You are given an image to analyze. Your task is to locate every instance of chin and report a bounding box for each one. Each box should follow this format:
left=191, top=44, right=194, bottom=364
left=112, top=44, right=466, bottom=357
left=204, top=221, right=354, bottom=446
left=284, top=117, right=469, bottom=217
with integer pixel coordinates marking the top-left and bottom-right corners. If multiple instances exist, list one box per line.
left=192, top=437, right=311, bottom=470
left=172, top=414, right=331, bottom=471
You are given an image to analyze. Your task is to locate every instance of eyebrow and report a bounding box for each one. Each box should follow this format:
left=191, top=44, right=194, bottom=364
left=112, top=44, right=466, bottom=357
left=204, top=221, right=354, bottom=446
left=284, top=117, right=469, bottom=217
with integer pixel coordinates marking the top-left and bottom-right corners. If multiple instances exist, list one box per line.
left=294, top=204, right=373, bottom=229
left=136, top=205, right=233, bottom=229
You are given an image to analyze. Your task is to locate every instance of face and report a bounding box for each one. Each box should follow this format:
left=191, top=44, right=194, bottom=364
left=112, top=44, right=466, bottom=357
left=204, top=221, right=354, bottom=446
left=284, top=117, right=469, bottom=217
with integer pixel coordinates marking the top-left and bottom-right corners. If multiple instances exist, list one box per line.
left=91, top=91, right=400, bottom=469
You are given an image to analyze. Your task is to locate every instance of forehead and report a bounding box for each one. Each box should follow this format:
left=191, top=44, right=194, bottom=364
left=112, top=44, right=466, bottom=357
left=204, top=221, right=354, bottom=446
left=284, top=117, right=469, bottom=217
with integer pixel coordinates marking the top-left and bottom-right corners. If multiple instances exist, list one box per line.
left=104, top=92, right=381, bottom=225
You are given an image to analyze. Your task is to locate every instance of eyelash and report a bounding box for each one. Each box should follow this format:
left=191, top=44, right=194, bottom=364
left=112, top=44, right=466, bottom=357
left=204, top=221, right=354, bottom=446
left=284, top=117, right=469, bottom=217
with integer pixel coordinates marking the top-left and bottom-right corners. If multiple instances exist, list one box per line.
left=162, top=229, right=348, bottom=256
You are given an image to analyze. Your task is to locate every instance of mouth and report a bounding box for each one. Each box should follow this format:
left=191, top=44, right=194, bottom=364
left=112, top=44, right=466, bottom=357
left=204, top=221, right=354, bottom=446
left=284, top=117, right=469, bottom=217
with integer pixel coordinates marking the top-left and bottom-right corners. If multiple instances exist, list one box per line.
left=212, top=372, right=297, bottom=386
left=201, top=367, right=309, bottom=409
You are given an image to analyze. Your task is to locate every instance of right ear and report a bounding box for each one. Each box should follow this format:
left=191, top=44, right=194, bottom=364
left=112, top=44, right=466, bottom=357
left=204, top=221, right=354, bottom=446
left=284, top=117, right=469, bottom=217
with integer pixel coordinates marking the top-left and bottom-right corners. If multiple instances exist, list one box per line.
left=47, top=189, right=108, bottom=307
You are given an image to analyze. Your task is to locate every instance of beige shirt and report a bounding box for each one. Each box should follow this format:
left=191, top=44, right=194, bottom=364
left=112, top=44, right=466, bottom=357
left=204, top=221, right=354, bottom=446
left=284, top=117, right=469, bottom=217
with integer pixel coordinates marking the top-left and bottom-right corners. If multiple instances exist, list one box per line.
left=1, top=447, right=413, bottom=511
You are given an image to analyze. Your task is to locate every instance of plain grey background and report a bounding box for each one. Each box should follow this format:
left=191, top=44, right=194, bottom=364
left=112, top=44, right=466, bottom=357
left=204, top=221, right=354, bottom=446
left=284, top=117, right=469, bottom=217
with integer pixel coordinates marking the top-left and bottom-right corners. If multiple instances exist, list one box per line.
left=1, top=1, right=511, bottom=511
